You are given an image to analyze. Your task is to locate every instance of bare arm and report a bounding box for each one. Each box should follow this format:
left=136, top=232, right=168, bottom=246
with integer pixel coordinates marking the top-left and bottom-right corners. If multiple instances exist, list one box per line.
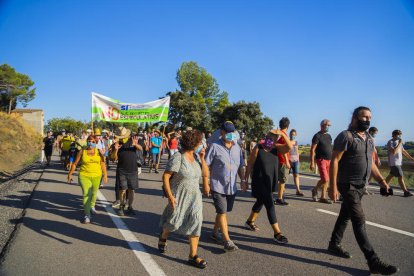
left=388, top=140, right=402, bottom=155
left=110, top=143, right=120, bottom=161
left=245, top=145, right=259, bottom=183
left=284, top=153, right=290, bottom=168
left=373, top=147, right=381, bottom=166
left=310, top=143, right=317, bottom=170
left=199, top=149, right=210, bottom=196
left=67, top=150, right=83, bottom=183
left=275, top=131, right=293, bottom=154
left=402, top=149, right=414, bottom=161
left=238, top=166, right=246, bottom=187
left=162, top=171, right=177, bottom=209
left=131, top=136, right=143, bottom=151
left=328, top=150, right=344, bottom=202
left=370, top=162, right=389, bottom=189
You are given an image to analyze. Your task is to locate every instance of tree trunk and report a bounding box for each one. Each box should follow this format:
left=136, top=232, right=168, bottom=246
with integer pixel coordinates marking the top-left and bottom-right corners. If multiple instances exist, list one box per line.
left=8, top=97, right=13, bottom=114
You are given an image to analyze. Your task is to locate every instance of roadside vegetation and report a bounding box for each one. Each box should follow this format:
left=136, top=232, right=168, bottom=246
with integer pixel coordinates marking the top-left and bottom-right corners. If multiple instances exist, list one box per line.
left=0, top=112, right=42, bottom=175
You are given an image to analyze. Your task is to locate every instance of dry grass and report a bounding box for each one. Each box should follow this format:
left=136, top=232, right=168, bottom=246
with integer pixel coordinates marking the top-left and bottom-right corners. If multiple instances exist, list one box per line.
left=0, top=112, right=42, bottom=174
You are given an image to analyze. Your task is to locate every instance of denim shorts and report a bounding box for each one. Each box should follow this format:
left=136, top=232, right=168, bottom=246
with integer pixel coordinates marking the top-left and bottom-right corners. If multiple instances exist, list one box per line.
left=290, top=161, right=300, bottom=175
left=152, top=153, right=160, bottom=163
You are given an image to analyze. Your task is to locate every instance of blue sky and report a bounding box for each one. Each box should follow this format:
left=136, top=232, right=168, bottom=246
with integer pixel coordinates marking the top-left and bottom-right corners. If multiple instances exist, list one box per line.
left=1, top=0, right=413, bottom=145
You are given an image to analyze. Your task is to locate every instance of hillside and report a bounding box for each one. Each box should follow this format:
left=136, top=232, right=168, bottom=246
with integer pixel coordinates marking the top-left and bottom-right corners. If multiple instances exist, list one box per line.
left=0, top=112, right=42, bottom=175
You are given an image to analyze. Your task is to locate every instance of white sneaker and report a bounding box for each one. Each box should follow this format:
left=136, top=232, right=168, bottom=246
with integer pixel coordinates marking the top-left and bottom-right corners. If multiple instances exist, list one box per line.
left=91, top=208, right=97, bottom=215
left=138, top=167, right=142, bottom=175
left=83, top=215, right=90, bottom=224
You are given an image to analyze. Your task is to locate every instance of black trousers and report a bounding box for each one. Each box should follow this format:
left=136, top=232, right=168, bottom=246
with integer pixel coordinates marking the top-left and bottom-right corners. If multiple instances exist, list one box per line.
left=252, top=193, right=277, bottom=225
left=115, top=171, right=120, bottom=200
left=330, top=184, right=378, bottom=263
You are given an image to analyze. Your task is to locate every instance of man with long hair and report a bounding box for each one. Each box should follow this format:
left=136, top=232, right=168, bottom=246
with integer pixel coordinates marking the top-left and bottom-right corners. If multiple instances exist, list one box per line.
left=328, top=106, right=398, bottom=275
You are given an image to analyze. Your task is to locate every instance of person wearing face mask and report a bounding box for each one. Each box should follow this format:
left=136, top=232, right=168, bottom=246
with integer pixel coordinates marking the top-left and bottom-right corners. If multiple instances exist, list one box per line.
left=289, top=129, right=304, bottom=196
left=385, top=129, right=414, bottom=197
left=159, top=130, right=210, bottom=269
left=328, top=106, right=398, bottom=275
left=310, top=119, right=333, bottom=204
left=205, top=121, right=245, bottom=252
left=67, top=135, right=108, bottom=224
left=243, top=129, right=292, bottom=243
left=111, top=127, right=143, bottom=216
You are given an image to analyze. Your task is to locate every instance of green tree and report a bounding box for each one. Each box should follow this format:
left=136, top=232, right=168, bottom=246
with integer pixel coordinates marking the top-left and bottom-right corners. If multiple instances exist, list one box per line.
left=217, top=101, right=274, bottom=139
left=0, top=64, right=36, bottom=113
left=167, top=61, right=230, bottom=132
left=45, top=117, right=88, bottom=135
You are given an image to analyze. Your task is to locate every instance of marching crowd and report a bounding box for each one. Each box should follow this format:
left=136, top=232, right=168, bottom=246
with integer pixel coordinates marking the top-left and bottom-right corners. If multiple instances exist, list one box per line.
left=41, top=106, right=414, bottom=274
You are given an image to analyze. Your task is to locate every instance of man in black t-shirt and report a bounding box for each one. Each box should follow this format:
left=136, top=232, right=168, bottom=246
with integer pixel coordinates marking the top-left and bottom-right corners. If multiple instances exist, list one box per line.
left=328, top=106, right=398, bottom=275
left=112, top=127, right=143, bottom=216
left=43, top=131, right=55, bottom=166
left=310, top=119, right=333, bottom=204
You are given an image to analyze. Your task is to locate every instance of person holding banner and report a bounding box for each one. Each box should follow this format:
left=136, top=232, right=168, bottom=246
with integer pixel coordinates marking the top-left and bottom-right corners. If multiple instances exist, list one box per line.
left=150, top=130, right=163, bottom=173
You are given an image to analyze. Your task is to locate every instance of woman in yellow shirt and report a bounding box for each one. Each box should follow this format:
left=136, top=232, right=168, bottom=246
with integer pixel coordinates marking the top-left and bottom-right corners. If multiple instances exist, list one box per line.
left=68, top=135, right=108, bottom=224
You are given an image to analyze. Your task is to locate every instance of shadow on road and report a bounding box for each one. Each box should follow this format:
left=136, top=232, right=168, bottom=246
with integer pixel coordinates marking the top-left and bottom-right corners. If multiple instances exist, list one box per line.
left=2, top=189, right=131, bottom=250
left=10, top=217, right=130, bottom=249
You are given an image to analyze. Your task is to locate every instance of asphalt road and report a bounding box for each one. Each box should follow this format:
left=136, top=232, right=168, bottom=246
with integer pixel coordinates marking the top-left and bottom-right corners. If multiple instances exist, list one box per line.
left=1, top=154, right=413, bottom=275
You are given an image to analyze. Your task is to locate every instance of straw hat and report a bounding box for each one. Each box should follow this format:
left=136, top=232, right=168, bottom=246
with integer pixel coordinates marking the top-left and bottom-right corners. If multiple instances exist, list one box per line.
left=115, top=127, right=131, bottom=139
left=94, top=128, right=102, bottom=136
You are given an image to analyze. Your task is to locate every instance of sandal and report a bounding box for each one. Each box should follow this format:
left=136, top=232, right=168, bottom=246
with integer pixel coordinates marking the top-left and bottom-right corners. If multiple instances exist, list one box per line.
left=274, top=232, right=288, bottom=244
left=188, top=255, right=207, bottom=269
left=158, top=234, right=167, bottom=253
left=245, top=220, right=260, bottom=231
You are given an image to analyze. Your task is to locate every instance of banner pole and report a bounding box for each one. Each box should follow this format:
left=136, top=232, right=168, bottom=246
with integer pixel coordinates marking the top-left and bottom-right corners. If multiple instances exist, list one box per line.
left=91, top=93, right=94, bottom=131
left=157, top=124, right=167, bottom=168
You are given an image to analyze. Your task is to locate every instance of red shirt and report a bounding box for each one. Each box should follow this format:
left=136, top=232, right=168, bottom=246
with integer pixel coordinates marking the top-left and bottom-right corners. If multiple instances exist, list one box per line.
left=277, top=130, right=290, bottom=164
left=169, top=138, right=178, bottom=150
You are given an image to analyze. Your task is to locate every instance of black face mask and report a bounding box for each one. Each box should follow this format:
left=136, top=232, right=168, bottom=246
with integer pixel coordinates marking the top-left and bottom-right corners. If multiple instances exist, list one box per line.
left=356, top=119, right=370, bottom=132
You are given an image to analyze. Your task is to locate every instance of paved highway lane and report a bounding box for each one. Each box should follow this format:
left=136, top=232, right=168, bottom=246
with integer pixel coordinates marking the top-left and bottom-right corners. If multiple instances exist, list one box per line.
left=1, top=155, right=413, bottom=275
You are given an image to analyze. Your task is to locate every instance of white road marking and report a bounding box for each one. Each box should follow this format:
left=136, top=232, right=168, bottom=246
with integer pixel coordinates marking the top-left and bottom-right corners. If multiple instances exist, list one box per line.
left=97, top=191, right=166, bottom=276
left=317, top=209, right=414, bottom=238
